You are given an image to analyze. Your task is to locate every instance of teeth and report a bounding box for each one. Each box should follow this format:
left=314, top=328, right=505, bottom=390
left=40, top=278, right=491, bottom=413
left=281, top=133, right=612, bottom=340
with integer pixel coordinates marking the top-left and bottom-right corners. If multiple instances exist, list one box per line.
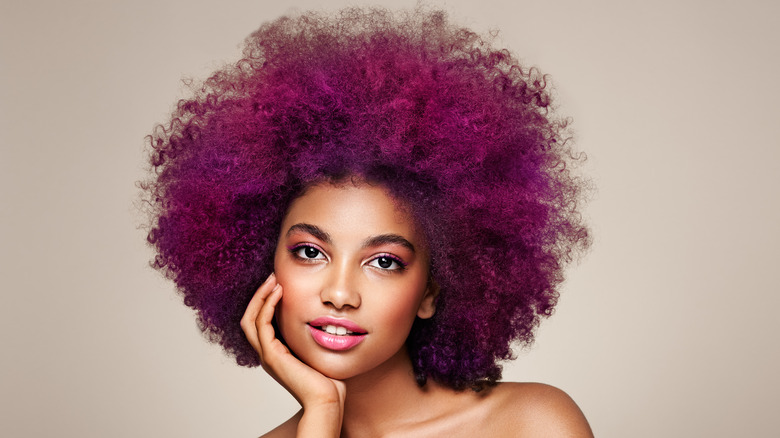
left=323, top=325, right=353, bottom=335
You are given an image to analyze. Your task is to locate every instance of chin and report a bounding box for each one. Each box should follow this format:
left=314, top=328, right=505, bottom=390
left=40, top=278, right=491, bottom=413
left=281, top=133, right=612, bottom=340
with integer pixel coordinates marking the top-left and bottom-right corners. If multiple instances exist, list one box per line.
left=317, top=367, right=356, bottom=381
left=298, top=360, right=357, bottom=381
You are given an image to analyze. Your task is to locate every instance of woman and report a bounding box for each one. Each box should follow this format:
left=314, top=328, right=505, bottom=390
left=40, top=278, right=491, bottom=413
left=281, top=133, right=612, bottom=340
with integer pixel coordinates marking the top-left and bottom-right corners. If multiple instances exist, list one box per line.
left=143, top=7, right=592, bottom=437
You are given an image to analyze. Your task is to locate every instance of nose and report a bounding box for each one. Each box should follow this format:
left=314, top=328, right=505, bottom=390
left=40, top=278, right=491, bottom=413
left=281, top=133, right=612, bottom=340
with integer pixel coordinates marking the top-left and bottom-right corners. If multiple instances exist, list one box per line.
left=320, top=263, right=361, bottom=309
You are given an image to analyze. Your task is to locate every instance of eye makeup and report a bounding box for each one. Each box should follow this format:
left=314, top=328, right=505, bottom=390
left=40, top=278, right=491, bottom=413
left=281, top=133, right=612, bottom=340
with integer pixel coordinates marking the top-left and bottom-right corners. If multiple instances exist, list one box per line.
left=366, top=253, right=407, bottom=272
left=287, top=241, right=408, bottom=273
left=287, top=243, right=328, bottom=263
left=284, top=220, right=415, bottom=274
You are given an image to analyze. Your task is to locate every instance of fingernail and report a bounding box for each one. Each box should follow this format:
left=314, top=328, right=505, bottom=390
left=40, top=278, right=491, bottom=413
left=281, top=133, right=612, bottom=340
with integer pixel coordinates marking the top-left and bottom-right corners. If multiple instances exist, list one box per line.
left=272, top=284, right=280, bottom=292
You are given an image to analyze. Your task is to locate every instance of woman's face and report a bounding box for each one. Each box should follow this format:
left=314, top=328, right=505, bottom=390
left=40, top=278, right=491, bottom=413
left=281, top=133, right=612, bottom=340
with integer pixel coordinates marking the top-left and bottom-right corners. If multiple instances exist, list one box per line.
left=273, top=181, right=436, bottom=381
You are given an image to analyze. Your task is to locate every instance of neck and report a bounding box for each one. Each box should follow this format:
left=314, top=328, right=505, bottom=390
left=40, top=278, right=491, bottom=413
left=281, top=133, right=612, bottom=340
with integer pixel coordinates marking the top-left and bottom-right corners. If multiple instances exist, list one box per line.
left=339, top=348, right=442, bottom=437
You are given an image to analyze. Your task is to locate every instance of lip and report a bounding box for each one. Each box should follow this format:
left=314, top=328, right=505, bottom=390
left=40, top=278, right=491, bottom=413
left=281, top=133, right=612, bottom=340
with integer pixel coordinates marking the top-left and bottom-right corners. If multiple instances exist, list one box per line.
left=307, top=317, right=367, bottom=351
left=309, top=317, right=367, bottom=333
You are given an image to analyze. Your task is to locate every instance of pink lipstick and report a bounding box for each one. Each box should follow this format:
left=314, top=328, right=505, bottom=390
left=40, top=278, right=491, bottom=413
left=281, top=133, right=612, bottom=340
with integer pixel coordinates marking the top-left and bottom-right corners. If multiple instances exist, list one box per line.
left=308, top=317, right=367, bottom=351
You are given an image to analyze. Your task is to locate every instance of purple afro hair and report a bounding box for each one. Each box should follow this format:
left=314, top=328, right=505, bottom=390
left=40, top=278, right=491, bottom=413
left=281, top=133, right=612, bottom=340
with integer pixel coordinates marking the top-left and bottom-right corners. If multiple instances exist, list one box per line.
left=142, top=7, right=590, bottom=390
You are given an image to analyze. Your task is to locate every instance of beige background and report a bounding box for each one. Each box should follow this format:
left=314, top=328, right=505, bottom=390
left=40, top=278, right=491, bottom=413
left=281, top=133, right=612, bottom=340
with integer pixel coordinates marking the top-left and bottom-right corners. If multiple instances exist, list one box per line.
left=2, top=0, right=778, bottom=436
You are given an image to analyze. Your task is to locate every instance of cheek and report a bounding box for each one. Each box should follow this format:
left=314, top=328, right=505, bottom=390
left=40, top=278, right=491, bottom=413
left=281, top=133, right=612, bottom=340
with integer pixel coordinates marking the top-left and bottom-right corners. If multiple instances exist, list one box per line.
left=275, top=285, right=308, bottom=352
left=275, top=275, right=307, bottom=323
left=274, top=264, right=323, bottom=339
left=374, top=280, right=428, bottom=324
left=273, top=251, right=302, bottom=333
left=274, top=248, right=303, bottom=302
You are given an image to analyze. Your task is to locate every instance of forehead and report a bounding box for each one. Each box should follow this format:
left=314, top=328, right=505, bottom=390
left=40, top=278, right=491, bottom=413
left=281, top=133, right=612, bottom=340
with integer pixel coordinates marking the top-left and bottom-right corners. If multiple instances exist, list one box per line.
left=280, top=182, right=421, bottom=243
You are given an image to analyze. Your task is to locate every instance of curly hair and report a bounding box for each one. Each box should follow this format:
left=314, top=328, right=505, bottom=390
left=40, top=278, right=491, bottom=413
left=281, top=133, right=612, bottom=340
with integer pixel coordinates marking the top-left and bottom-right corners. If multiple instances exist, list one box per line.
left=142, top=7, right=590, bottom=390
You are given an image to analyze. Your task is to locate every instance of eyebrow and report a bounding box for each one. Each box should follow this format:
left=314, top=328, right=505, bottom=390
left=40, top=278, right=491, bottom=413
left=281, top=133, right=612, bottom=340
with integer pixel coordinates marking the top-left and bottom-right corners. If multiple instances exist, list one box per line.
left=362, top=234, right=416, bottom=253
left=285, top=223, right=415, bottom=253
left=286, top=223, right=332, bottom=244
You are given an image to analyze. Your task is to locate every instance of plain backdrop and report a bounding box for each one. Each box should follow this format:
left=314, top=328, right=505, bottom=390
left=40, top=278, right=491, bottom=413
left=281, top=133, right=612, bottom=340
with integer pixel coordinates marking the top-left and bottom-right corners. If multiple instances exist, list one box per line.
left=1, top=0, right=778, bottom=436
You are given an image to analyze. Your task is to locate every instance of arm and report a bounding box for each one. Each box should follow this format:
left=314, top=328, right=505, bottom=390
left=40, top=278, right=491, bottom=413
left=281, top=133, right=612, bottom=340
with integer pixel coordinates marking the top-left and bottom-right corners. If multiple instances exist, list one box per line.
left=241, top=274, right=345, bottom=438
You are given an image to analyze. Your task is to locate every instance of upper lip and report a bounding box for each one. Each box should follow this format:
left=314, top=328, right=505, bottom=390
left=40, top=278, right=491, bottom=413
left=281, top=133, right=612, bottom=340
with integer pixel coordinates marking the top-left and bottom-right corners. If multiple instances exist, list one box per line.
left=308, top=316, right=367, bottom=334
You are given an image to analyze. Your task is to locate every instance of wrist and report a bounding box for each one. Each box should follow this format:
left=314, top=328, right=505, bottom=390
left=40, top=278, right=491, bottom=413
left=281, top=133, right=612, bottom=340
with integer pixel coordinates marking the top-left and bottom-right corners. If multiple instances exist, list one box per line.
left=297, top=402, right=343, bottom=438
left=302, top=395, right=342, bottom=410
left=298, top=382, right=345, bottom=411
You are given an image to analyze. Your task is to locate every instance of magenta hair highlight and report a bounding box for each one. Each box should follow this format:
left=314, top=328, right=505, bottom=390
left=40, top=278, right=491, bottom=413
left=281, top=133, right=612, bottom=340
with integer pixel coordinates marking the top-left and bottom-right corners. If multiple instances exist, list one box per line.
left=142, top=7, right=590, bottom=390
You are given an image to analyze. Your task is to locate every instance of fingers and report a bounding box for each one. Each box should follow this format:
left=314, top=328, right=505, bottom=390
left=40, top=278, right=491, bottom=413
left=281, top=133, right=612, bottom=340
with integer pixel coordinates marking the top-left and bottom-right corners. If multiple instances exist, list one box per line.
left=240, top=273, right=278, bottom=356
left=240, top=278, right=346, bottom=414
left=257, top=283, right=283, bottom=352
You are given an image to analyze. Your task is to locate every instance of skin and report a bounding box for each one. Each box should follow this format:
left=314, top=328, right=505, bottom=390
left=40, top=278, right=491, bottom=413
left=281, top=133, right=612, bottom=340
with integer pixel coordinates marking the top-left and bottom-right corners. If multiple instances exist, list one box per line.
left=241, top=181, right=593, bottom=438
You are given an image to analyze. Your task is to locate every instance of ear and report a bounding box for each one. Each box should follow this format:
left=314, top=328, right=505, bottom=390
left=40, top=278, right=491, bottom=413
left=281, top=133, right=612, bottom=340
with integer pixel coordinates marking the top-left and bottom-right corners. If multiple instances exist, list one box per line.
left=416, top=278, right=440, bottom=319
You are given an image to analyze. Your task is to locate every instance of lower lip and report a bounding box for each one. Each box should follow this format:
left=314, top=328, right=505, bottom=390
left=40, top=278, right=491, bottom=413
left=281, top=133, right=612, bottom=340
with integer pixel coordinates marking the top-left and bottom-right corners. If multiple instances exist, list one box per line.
left=308, top=325, right=366, bottom=351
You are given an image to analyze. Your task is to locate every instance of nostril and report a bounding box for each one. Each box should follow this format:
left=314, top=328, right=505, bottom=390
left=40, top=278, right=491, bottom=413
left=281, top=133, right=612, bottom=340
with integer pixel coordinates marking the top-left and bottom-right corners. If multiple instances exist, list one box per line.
left=321, top=287, right=361, bottom=309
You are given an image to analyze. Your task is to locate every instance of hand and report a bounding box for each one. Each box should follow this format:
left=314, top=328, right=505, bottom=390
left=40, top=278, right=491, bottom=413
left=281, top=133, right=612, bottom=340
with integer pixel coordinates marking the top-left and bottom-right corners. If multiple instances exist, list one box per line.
left=241, top=274, right=346, bottom=436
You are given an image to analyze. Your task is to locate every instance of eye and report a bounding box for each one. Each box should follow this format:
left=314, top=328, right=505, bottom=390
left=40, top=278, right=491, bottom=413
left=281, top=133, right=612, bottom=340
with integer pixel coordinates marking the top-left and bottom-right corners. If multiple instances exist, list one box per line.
left=291, top=245, right=326, bottom=261
left=367, top=255, right=406, bottom=271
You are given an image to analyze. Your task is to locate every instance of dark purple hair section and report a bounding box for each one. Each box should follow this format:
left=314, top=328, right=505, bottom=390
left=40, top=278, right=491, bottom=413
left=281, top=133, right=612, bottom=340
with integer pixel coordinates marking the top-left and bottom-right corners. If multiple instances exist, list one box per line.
left=142, top=7, right=590, bottom=390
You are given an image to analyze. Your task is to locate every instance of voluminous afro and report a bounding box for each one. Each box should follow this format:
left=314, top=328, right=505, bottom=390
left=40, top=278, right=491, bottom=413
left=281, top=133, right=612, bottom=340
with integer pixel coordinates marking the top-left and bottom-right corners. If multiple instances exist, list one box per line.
left=143, top=7, right=590, bottom=390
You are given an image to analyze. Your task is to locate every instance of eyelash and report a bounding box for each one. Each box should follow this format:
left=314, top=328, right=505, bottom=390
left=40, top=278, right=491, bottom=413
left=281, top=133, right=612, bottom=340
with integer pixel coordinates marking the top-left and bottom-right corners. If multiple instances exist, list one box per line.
left=287, top=244, right=407, bottom=272
left=367, top=254, right=407, bottom=272
left=289, top=244, right=327, bottom=263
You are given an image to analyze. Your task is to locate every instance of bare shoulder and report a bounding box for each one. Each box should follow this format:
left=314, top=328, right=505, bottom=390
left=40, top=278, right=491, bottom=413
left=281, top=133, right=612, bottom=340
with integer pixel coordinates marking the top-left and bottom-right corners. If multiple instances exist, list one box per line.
left=258, top=409, right=302, bottom=438
left=488, top=382, right=593, bottom=437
